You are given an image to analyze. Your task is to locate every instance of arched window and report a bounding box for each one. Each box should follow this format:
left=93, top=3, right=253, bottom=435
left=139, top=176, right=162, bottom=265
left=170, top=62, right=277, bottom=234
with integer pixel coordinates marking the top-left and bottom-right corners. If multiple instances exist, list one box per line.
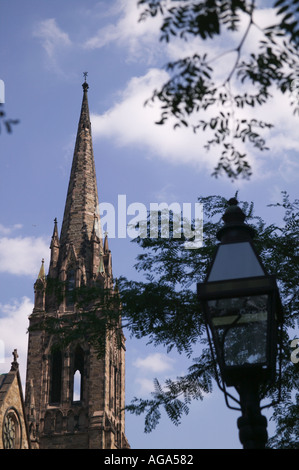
left=72, top=346, right=84, bottom=403
left=50, top=349, right=62, bottom=404
left=73, top=370, right=81, bottom=402
left=66, top=268, right=76, bottom=307
left=114, top=367, right=118, bottom=413
left=2, top=408, right=22, bottom=449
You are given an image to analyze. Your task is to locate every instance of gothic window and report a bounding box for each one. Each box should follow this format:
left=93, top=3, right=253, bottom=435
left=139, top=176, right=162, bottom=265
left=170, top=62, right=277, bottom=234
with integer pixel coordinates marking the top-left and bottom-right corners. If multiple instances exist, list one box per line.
left=114, top=367, right=117, bottom=413
left=50, top=349, right=62, bottom=404
left=73, top=370, right=81, bottom=402
left=66, top=268, right=76, bottom=307
left=72, top=345, right=84, bottom=403
left=2, top=408, right=21, bottom=449
left=109, top=359, right=113, bottom=409
left=109, top=358, right=118, bottom=413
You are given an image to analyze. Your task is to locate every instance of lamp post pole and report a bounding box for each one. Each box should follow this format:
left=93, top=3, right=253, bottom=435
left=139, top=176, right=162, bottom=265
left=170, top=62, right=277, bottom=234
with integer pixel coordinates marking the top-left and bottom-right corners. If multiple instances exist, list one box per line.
left=237, top=379, right=268, bottom=449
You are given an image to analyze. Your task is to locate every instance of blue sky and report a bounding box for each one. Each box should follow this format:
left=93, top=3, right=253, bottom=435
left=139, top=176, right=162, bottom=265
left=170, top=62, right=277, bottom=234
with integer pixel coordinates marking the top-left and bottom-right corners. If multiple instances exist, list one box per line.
left=0, top=0, right=298, bottom=449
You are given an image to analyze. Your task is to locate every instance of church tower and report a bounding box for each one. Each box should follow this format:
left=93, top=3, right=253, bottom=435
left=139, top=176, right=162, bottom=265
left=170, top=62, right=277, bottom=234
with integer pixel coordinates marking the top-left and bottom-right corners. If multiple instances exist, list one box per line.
left=25, top=79, right=129, bottom=449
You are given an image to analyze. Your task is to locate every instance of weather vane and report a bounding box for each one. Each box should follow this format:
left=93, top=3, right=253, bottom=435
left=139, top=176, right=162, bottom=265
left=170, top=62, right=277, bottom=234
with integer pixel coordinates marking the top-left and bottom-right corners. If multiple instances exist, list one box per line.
left=83, top=71, right=88, bottom=82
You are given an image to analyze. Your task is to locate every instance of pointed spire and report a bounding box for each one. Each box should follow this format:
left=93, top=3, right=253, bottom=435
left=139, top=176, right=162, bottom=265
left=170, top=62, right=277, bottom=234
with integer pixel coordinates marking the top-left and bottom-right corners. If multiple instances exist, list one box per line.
left=34, top=259, right=46, bottom=311
left=50, top=218, right=59, bottom=248
left=37, top=258, right=45, bottom=280
left=98, top=254, right=105, bottom=275
left=59, top=77, right=102, bottom=260
left=104, top=232, right=109, bottom=253
left=103, top=232, right=113, bottom=282
left=79, top=75, right=91, bottom=130
left=49, top=218, right=60, bottom=278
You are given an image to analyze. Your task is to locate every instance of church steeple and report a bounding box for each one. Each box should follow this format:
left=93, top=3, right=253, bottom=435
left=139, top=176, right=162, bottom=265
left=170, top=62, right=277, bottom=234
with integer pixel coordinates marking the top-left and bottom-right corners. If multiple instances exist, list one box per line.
left=25, top=79, right=129, bottom=450
left=59, top=78, right=102, bottom=266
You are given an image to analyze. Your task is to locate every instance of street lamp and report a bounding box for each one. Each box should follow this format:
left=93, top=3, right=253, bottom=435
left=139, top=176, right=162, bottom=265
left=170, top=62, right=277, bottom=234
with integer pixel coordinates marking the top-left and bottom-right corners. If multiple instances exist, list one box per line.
left=197, top=198, right=283, bottom=449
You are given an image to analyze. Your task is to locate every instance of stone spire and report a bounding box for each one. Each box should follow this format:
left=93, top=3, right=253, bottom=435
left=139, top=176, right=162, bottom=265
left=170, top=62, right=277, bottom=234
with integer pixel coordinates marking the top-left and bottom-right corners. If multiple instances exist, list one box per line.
left=37, top=258, right=45, bottom=280
left=49, top=218, right=60, bottom=277
left=59, top=79, right=101, bottom=263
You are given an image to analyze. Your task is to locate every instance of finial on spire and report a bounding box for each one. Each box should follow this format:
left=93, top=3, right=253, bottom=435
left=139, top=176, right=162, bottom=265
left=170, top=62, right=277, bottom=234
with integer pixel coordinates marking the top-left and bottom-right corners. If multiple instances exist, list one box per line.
left=82, top=72, right=89, bottom=91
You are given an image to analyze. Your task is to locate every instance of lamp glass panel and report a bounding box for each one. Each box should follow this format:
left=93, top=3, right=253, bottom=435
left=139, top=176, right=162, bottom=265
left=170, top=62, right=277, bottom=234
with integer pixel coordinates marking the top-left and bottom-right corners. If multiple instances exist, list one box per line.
left=207, top=242, right=264, bottom=282
left=208, top=294, right=268, bottom=367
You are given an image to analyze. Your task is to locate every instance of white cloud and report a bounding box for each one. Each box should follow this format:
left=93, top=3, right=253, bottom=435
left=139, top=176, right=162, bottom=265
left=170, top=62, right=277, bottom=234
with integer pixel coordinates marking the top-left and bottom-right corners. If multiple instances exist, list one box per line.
left=87, top=1, right=298, bottom=180
left=153, top=183, right=179, bottom=203
left=0, top=297, right=32, bottom=386
left=91, top=68, right=222, bottom=171
left=33, top=18, right=71, bottom=58
left=83, top=0, right=162, bottom=63
left=0, top=224, right=22, bottom=236
left=28, top=3, right=297, bottom=179
left=90, top=62, right=299, bottom=181
left=135, top=377, right=155, bottom=395
left=134, top=352, right=175, bottom=373
left=132, top=352, right=176, bottom=397
left=33, top=18, right=72, bottom=76
left=0, top=235, right=49, bottom=277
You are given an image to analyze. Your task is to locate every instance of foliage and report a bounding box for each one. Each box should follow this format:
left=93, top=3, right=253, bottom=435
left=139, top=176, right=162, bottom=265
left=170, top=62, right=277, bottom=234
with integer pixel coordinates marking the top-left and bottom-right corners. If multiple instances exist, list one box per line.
left=33, top=191, right=299, bottom=448
left=267, top=394, right=299, bottom=449
left=137, top=0, right=299, bottom=179
left=119, top=191, right=298, bottom=448
left=31, top=282, right=123, bottom=359
left=0, top=104, right=19, bottom=134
